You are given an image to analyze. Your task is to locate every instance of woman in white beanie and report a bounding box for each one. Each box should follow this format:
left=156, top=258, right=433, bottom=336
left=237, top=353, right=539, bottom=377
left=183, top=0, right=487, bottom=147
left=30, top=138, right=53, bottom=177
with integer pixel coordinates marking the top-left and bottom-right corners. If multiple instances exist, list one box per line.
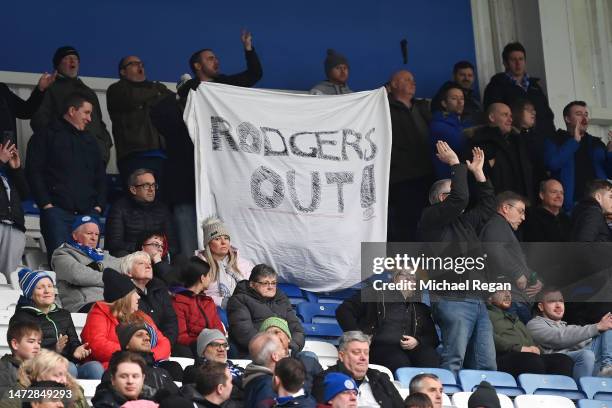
left=196, top=216, right=254, bottom=308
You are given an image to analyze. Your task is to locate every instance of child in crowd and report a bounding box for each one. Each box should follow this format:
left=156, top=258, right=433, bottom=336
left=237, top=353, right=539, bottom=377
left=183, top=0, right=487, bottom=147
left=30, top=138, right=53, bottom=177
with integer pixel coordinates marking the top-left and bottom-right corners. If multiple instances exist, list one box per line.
left=0, top=321, right=42, bottom=398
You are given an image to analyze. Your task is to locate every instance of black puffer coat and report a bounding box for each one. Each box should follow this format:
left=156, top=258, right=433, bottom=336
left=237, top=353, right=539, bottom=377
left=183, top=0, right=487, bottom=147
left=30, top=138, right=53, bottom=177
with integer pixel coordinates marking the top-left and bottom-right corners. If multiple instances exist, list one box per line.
left=227, top=280, right=304, bottom=355
left=104, top=195, right=178, bottom=257
left=137, top=278, right=179, bottom=345
left=0, top=166, right=28, bottom=231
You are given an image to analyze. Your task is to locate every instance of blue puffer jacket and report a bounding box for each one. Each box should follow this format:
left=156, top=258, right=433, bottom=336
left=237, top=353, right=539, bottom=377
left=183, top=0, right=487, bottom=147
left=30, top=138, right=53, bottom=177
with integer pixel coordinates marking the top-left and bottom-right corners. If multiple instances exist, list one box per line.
left=429, top=110, right=471, bottom=179
left=543, top=130, right=612, bottom=212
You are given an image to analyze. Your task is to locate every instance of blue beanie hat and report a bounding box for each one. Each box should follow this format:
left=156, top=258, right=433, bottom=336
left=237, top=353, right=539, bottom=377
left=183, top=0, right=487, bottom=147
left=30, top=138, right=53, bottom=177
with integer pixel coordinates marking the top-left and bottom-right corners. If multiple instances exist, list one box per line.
left=71, top=215, right=99, bottom=233
left=18, top=268, right=54, bottom=300
left=323, top=372, right=357, bottom=403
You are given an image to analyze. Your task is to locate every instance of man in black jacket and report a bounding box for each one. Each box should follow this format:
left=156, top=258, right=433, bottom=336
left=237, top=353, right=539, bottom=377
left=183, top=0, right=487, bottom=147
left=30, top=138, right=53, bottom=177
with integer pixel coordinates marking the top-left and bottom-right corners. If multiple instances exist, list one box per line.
left=311, top=331, right=404, bottom=408
left=483, top=42, right=555, bottom=136
left=431, top=60, right=483, bottom=125
left=417, top=141, right=497, bottom=374
left=25, top=92, right=106, bottom=261
left=571, top=179, right=612, bottom=242
left=105, top=168, right=177, bottom=257
left=523, top=179, right=571, bottom=242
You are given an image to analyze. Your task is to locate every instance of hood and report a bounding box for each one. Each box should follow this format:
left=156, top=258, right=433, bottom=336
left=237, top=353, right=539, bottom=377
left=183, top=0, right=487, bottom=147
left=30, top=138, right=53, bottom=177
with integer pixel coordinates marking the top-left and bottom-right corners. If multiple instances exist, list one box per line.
left=242, top=363, right=273, bottom=387
left=172, top=290, right=214, bottom=304
left=0, top=353, right=21, bottom=368
left=233, top=279, right=285, bottom=303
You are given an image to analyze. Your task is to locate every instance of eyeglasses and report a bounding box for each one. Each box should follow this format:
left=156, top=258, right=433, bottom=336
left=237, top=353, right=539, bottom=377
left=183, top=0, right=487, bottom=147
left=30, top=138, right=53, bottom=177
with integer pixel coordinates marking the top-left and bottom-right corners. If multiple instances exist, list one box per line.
left=207, top=342, right=229, bottom=350
left=507, top=203, right=526, bottom=215
left=143, top=243, right=163, bottom=249
left=122, top=60, right=144, bottom=69
left=255, top=281, right=277, bottom=287
left=134, top=183, right=158, bottom=190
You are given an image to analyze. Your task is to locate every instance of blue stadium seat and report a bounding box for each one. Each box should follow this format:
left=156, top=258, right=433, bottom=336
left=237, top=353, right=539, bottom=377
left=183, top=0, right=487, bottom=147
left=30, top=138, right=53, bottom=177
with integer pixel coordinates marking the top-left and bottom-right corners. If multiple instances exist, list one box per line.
left=217, top=306, right=228, bottom=329
left=518, top=373, right=586, bottom=400
left=459, top=369, right=524, bottom=397
left=577, top=400, right=612, bottom=408
left=396, top=367, right=462, bottom=394
left=579, top=377, right=612, bottom=400
left=297, top=302, right=339, bottom=324
left=278, top=283, right=308, bottom=306
left=311, top=288, right=359, bottom=304
left=302, top=322, right=343, bottom=345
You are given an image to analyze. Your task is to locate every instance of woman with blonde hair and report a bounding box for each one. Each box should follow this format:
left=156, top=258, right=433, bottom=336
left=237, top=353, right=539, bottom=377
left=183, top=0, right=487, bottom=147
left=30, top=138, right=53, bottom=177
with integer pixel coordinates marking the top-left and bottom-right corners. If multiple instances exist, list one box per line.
left=196, top=216, right=254, bottom=308
left=0, top=349, right=88, bottom=408
left=80, top=268, right=171, bottom=369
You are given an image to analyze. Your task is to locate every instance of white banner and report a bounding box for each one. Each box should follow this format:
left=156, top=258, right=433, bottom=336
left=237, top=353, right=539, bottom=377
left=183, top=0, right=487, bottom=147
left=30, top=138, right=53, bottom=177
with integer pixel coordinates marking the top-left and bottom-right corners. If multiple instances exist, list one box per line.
left=184, top=83, right=391, bottom=291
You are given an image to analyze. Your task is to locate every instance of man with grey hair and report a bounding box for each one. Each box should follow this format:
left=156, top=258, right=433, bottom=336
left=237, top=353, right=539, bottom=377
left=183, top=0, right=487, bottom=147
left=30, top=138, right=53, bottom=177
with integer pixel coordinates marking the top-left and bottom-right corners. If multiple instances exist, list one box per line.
left=243, top=333, right=287, bottom=407
left=418, top=141, right=497, bottom=374
left=409, top=374, right=444, bottom=408
left=312, top=331, right=404, bottom=407
left=105, top=168, right=177, bottom=257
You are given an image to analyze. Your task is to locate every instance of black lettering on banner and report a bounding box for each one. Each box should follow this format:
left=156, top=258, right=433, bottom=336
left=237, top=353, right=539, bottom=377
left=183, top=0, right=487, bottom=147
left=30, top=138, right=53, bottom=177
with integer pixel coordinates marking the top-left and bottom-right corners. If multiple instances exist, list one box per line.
left=289, top=132, right=318, bottom=158
left=251, top=166, right=284, bottom=208
left=315, top=131, right=341, bottom=161
left=262, top=127, right=289, bottom=157
left=287, top=170, right=321, bottom=212
left=341, top=129, right=364, bottom=161
left=211, top=116, right=239, bottom=151
left=363, top=127, right=377, bottom=161
left=326, top=172, right=354, bottom=213
left=237, top=122, right=262, bottom=153
left=361, top=164, right=375, bottom=208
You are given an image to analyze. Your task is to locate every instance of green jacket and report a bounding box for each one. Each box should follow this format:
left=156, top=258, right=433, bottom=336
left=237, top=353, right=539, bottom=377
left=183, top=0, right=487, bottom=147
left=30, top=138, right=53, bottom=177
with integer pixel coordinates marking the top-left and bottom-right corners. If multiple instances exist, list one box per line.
left=30, top=75, right=113, bottom=164
left=106, top=79, right=172, bottom=160
left=487, top=303, right=536, bottom=354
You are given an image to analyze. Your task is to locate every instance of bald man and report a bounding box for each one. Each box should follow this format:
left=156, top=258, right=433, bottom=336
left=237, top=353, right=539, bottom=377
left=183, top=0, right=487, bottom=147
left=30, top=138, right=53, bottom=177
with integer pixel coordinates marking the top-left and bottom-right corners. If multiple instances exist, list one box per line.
left=467, top=102, right=534, bottom=201
left=523, top=178, right=571, bottom=242
left=387, top=70, right=434, bottom=242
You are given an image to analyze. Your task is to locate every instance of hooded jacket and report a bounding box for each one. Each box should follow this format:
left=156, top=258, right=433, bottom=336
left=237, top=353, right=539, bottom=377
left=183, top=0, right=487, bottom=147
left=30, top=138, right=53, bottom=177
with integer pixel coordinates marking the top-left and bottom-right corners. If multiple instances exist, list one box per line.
left=171, top=288, right=225, bottom=347
left=91, top=382, right=157, bottom=408
left=429, top=110, right=470, bottom=179
left=242, top=363, right=274, bottom=408
left=227, top=280, right=305, bottom=355
left=9, top=298, right=82, bottom=362
left=487, top=303, right=537, bottom=354
left=309, top=81, right=352, bottom=95
left=0, top=354, right=20, bottom=398
left=51, top=243, right=122, bottom=312
left=571, top=198, right=612, bottom=242
left=80, top=301, right=171, bottom=368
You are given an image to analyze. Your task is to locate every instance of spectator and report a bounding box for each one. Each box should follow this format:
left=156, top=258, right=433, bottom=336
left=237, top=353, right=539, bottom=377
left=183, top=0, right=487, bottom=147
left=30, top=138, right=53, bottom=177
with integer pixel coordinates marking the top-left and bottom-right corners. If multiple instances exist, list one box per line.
left=260, top=357, right=316, bottom=407
left=417, top=142, right=497, bottom=373
left=243, top=333, right=287, bottom=407
left=51, top=215, right=121, bottom=313
left=21, top=380, right=68, bottom=408
left=30, top=46, right=113, bottom=163
left=107, top=55, right=173, bottom=189
left=26, top=92, right=107, bottom=260
left=0, top=141, right=27, bottom=276
left=527, top=287, right=612, bottom=378
left=91, top=351, right=154, bottom=407
left=150, top=75, right=198, bottom=258
left=431, top=61, right=482, bottom=125
left=408, top=374, right=443, bottom=408
left=9, top=268, right=104, bottom=379
left=1, top=72, right=55, bottom=145
left=429, top=83, right=470, bottom=179
left=96, top=322, right=180, bottom=396
left=312, top=331, right=404, bottom=408
left=467, top=102, right=534, bottom=202
left=0, top=349, right=88, bottom=408
left=316, top=372, right=358, bottom=408
left=336, top=269, right=439, bottom=373
left=105, top=168, right=178, bottom=257
left=137, top=230, right=176, bottom=285
left=259, top=317, right=323, bottom=394
left=310, top=50, right=352, bottom=95
left=483, top=42, right=555, bottom=136
left=190, top=361, right=234, bottom=408
left=186, top=29, right=263, bottom=91
left=171, top=257, right=226, bottom=358
left=387, top=70, right=434, bottom=242
left=467, top=381, right=500, bottom=408
left=227, top=264, right=304, bottom=357
left=119, top=251, right=178, bottom=345
left=545, top=101, right=612, bottom=211
left=522, top=179, right=571, bottom=242
left=80, top=268, right=171, bottom=369
left=197, top=216, right=254, bottom=307
left=487, top=290, right=574, bottom=378
left=571, top=179, right=612, bottom=242
left=404, top=392, right=433, bottom=408
left=0, top=322, right=42, bottom=398
left=480, top=191, right=542, bottom=323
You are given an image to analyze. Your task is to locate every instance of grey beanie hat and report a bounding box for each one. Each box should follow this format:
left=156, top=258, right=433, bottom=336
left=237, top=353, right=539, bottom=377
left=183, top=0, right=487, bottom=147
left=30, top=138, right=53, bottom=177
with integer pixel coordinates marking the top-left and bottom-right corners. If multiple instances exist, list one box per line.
left=201, top=216, right=231, bottom=246
left=324, top=49, right=349, bottom=76
left=197, top=328, right=227, bottom=357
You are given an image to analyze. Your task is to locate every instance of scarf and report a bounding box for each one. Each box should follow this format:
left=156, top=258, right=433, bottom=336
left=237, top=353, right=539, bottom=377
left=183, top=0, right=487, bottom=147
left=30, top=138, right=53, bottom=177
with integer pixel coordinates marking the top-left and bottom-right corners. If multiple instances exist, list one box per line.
left=67, top=238, right=104, bottom=263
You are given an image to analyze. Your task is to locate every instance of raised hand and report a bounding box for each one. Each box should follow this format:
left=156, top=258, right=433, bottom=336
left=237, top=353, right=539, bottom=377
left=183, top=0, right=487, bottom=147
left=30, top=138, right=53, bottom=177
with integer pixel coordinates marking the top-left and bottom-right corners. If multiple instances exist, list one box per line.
left=435, top=141, right=460, bottom=166
left=0, top=142, right=20, bottom=168
left=466, top=147, right=486, bottom=182
left=572, top=124, right=583, bottom=142
left=241, top=29, right=253, bottom=51
left=37, top=71, right=57, bottom=91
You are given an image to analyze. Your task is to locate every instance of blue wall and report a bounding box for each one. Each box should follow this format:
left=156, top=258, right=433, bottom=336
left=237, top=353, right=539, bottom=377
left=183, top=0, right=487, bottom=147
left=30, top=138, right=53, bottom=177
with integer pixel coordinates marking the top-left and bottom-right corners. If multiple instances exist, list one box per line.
left=1, top=0, right=477, bottom=97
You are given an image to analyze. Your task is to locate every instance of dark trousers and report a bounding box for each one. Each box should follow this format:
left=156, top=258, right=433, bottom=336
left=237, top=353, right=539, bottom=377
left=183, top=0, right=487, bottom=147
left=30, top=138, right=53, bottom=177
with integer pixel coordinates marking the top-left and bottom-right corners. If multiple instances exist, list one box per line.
left=497, top=351, right=574, bottom=378
left=41, top=207, right=99, bottom=264
left=370, top=342, right=440, bottom=374
left=117, top=155, right=165, bottom=198
left=388, top=175, right=434, bottom=242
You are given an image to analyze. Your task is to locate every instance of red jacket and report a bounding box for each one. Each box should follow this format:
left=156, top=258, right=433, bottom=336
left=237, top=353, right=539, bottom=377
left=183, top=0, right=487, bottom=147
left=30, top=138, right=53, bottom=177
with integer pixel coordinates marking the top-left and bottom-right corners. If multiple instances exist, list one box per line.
left=80, top=301, right=171, bottom=368
left=171, top=289, right=226, bottom=346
